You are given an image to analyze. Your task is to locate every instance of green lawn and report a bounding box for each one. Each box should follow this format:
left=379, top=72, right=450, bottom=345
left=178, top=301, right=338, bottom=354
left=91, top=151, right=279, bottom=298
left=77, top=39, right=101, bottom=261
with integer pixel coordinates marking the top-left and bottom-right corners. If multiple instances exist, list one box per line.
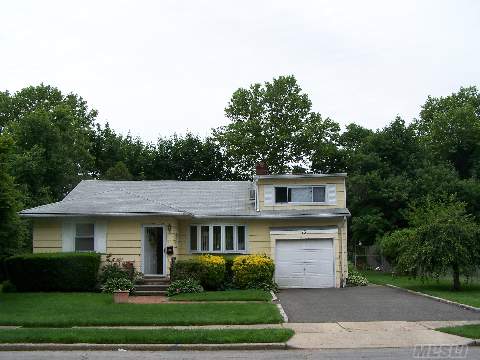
left=170, top=290, right=271, bottom=302
left=438, top=325, right=480, bottom=339
left=0, top=292, right=283, bottom=327
left=0, top=328, right=294, bottom=344
left=363, top=270, right=480, bottom=308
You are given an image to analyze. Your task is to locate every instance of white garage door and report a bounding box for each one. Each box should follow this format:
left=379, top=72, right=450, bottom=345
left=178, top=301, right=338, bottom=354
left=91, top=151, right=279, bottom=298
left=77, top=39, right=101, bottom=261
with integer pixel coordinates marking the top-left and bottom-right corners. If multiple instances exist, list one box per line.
left=275, top=238, right=335, bottom=288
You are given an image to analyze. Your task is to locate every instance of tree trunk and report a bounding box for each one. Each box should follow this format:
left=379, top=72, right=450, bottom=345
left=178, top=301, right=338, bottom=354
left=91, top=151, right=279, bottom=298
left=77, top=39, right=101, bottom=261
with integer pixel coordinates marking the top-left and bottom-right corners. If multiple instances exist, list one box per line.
left=452, top=264, right=461, bottom=291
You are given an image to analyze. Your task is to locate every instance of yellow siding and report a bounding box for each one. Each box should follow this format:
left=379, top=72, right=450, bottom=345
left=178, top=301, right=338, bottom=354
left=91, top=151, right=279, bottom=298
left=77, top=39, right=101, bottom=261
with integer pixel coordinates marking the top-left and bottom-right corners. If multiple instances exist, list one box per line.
left=32, top=214, right=348, bottom=287
left=32, top=220, right=62, bottom=253
left=105, top=217, right=179, bottom=273
left=257, top=176, right=346, bottom=210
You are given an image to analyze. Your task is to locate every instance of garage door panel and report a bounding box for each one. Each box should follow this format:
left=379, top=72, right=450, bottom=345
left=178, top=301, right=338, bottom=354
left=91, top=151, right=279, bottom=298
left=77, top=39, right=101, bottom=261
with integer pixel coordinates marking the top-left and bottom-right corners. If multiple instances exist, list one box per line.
left=303, top=249, right=332, bottom=262
left=277, top=275, right=305, bottom=288
left=275, top=238, right=335, bottom=289
left=304, top=274, right=334, bottom=288
left=303, top=239, right=332, bottom=250
left=276, top=261, right=304, bottom=276
left=305, top=260, right=334, bottom=275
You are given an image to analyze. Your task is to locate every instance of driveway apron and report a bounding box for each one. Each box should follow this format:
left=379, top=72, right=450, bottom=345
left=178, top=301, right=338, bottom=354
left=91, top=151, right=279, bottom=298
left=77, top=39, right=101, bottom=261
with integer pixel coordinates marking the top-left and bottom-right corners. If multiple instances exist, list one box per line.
left=277, top=285, right=480, bottom=323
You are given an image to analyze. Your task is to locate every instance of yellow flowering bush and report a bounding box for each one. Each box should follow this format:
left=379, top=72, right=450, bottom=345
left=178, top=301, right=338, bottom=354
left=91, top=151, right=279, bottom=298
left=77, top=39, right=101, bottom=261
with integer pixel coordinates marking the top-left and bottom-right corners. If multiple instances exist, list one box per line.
left=197, top=254, right=226, bottom=290
left=232, top=255, right=276, bottom=290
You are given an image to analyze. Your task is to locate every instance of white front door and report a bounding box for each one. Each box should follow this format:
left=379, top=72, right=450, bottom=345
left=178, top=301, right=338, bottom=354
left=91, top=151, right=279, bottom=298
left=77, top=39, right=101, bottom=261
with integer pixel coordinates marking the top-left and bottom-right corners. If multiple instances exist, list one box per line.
left=143, top=226, right=165, bottom=275
left=275, top=238, right=335, bottom=288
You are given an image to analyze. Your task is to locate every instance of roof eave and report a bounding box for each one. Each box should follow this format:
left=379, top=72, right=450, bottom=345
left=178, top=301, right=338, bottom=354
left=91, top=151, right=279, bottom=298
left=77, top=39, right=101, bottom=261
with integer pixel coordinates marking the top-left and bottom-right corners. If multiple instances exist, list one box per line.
left=255, top=173, right=347, bottom=180
left=19, top=211, right=191, bottom=218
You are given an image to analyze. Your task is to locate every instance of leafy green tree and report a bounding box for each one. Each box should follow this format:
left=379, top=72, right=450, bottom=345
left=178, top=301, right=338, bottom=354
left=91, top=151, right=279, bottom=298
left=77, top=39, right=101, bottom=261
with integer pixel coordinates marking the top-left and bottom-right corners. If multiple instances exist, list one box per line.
left=1, top=84, right=96, bottom=206
left=150, top=133, right=233, bottom=181
left=0, top=134, right=27, bottom=256
left=416, top=87, right=480, bottom=178
left=103, top=161, right=133, bottom=180
left=346, top=118, right=419, bottom=246
left=214, top=75, right=340, bottom=177
left=380, top=198, right=480, bottom=290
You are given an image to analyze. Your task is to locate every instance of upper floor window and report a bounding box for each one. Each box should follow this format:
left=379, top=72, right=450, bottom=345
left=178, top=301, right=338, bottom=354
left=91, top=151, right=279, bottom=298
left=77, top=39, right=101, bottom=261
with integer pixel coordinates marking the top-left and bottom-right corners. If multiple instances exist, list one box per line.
left=189, top=224, right=247, bottom=253
left=275, top=186, right=326, bottom=204
left=75, top=223, right=95, bottom=251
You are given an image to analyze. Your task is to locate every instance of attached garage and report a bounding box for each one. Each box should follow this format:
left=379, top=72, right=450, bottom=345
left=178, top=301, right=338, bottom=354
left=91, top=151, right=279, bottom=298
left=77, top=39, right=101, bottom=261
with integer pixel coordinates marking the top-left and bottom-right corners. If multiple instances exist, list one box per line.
left=272, top=227, right=340, bottom=288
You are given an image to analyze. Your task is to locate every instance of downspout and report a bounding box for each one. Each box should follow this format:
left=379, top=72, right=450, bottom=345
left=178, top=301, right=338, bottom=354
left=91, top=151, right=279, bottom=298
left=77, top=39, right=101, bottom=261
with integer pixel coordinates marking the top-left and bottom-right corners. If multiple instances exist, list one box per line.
left=340, top=215, right=347, bottom=287
left=254, top=177, right=260, bottom=212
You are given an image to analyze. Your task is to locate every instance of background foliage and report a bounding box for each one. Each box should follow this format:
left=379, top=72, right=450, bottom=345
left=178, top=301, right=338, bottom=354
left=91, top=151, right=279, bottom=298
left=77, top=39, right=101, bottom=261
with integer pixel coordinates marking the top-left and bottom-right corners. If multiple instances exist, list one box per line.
left=1, top=79, right=480, bottom=282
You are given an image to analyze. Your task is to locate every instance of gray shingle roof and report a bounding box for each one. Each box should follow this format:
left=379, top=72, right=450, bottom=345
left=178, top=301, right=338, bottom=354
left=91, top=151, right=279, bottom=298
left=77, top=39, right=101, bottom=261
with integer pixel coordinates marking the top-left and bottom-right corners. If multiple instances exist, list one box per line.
left=20, top=180, right=350, bottom=219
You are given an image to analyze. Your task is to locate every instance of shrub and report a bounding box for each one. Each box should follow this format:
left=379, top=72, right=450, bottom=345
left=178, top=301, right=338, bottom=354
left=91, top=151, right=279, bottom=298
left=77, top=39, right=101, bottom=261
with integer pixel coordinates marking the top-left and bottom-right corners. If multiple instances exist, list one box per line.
left=346, top=265, right=369, bottom=286
left=102, top=277, right=134, bottom=293
left=167, top=279, right=204, bottom=297
left=197, top=254, right=225, bottom=290
left=5, top=252, right=101, bottom=292
left=99, top=254, right=142, bottom=285
left=223, top=256, right=236, bottom=287
left=0, top=256, right=7, bottom=282
left=171, top=255, right=226, bottom=290
left=1, top=280, right=16, bottom=293
left=171, top=259, right=204, bottom=282
left=232, top=255, right=276, bottom=291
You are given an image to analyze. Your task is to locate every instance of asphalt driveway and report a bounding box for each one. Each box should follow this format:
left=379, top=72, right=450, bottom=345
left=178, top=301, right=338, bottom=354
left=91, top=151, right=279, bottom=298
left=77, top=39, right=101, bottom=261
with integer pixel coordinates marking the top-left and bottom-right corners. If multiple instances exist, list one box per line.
left=277, top=285, right=480, bottom=323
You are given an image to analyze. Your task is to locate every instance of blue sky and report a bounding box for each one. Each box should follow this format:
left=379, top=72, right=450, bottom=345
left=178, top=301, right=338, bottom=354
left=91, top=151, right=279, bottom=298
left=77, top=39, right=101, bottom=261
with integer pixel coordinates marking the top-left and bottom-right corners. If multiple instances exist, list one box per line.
left=1, top=0, right=479, bottom=142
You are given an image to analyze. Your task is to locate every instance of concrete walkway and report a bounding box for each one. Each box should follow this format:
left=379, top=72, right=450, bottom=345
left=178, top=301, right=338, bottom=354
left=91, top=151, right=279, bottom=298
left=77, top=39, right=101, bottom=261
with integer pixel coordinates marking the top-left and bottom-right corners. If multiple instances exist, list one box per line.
left=285, top=320, right=480, bottom=349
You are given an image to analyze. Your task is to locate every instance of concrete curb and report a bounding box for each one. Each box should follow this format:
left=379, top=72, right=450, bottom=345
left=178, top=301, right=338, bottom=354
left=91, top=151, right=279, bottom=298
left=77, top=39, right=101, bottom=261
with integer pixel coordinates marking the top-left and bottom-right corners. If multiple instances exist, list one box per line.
left=384, top=284, right=480, bottom=313
left=276, top=304, right=288, bottom=323
left=0, top=343, right=288, bottom=351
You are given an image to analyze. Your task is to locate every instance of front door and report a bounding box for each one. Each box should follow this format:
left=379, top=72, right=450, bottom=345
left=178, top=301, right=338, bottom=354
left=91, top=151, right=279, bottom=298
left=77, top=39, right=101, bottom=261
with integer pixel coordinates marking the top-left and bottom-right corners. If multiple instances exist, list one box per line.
left=143, top=226, right=164, bottom=275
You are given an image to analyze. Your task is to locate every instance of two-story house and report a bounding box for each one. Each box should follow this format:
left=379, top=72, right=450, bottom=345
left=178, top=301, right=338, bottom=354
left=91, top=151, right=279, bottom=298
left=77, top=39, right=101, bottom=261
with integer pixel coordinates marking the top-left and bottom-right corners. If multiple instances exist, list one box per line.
left=20, top=170, right=350, bottom=288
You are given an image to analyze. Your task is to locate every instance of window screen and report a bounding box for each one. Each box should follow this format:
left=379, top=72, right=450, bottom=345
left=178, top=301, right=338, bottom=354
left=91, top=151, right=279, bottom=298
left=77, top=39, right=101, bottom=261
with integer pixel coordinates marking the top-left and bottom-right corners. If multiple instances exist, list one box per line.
left=225, top=226, right=234, bottom=251
left=237, top=226, right=246, bottom=251
left=313, top=186, right=326, bottom=202
left=288, top=187, right=313, bottom=202
left=75, top=223, right=94, bottom=251
left=213, top=226, right=221, bottom=251
left=201, top=226, right=209, bottom=251
left=190, top=226, right=197, bottom=251
left=275, top=187, right=288, bottom=203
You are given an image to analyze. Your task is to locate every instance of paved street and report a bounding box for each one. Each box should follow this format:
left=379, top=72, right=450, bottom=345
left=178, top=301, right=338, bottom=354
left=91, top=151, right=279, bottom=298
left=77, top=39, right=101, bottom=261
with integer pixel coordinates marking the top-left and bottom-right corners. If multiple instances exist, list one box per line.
left=1, top=348, right=479, bottom=360
left=278, top=285, right=480, bottom=322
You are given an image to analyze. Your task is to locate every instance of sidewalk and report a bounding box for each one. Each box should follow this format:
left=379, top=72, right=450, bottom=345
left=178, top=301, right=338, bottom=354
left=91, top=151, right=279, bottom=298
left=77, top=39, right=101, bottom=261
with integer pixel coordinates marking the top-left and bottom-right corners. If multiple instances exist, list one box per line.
left=1, top=320, right=479, bottom=350
left=284, top=321, right=480, bottom=349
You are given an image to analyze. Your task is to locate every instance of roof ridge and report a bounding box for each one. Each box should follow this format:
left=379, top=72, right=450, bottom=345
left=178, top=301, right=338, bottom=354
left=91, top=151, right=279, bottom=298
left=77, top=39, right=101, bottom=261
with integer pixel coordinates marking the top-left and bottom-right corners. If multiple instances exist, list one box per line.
left=117, top=187, right=191, bottom=215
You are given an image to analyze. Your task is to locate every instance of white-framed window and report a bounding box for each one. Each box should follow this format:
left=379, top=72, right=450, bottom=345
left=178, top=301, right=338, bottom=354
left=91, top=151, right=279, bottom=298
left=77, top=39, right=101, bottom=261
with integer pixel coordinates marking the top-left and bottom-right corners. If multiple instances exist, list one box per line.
left=275, top=185, right=326, bottom=204
left=75, top=223, right=95, bottom=251
left=189, top=224, right=247, bottom=253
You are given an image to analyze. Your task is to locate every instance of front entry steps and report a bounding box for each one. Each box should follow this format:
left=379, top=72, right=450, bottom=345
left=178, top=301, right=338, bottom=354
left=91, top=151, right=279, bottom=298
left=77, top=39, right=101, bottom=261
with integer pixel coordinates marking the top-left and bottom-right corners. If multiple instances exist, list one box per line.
left=134, top=275, right=170, bottom=296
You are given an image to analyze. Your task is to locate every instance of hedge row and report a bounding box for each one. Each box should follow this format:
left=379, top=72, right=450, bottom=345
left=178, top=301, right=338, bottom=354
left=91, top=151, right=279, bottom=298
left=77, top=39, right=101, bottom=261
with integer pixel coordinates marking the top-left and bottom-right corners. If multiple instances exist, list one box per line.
left=5, top=252, right=101, bottom=292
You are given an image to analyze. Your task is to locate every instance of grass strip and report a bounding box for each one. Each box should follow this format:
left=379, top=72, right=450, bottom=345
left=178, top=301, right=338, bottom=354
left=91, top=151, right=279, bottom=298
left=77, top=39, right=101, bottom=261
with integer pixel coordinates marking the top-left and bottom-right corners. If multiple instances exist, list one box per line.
left=170, top=290, right=271, bottom=302
left=0, top=293, right=283, bottom=327
left=363, top=270, right=480, bottom=308
left=0, top=328, right=294, bottom=344
left=437, top=325, right=480, bottom=339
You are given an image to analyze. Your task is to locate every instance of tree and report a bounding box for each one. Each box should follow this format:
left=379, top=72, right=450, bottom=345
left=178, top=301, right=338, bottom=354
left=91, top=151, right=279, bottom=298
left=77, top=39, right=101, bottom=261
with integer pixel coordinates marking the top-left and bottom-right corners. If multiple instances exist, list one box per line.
left=416, top=87, right=480, bottom=178
left=1, top=84, right=96, bottom=206
left=103, top=161, right=133, bottom=180
left=380, top=198, right=480, bottom=290
left=150, top=133, right=233, bottom=181
left=214, top=75, right=340, bottom=177
left=346, top=118, right=420, bottom=247
left=0, top=134, right=27, bottom=256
